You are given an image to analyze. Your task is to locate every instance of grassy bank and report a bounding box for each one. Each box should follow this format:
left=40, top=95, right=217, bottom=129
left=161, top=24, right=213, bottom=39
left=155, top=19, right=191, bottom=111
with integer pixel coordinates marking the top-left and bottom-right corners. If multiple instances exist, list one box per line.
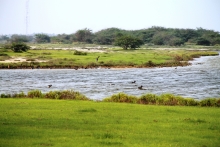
left=1, top=90, right=220, bottom=107
left=0, top=47, right=219, bottom=69
left=0, top=98, right=220, bottom=147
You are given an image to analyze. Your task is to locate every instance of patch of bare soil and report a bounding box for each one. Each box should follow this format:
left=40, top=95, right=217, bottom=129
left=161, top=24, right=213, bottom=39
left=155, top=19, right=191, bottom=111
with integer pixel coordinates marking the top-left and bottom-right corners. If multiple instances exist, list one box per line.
left=0, top=57, right=47, bottom=63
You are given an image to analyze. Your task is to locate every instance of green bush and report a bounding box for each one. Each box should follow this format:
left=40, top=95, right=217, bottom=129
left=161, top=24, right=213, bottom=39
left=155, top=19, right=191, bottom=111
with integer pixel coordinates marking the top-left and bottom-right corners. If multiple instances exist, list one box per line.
left=10, top=42, right=30, bottom=52
left=199, top=98, right=220, bottom=107
left=138, top=94, right=158, bottom=104
left=160, top=94, right=180, bottom=105
left=0, top=93, right=11, bottom=98
left=44, top=90, right=89, bottom=100
left=185, top=98, right=198, bottom=106
left=13, top=92, right=26, bottom=98
left=45, top=91, right=61, bottom=99
left=27, top=90, right=43, bottom=98
left=59, top=90, right=89, bottom=100
left=103, top=93, right=138, bottom=103
left=73, top=50, right=87, bottom=55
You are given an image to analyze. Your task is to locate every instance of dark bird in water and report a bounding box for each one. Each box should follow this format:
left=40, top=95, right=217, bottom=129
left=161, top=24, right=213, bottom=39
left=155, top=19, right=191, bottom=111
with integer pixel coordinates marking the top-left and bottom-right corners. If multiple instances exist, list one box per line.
left=131, top=80, right=136, bottom=83
left=96, top=56, right=100, bottom=62
left=48, top=85, right=52, bottom=88
left=138, top=85, right=143, bottom=90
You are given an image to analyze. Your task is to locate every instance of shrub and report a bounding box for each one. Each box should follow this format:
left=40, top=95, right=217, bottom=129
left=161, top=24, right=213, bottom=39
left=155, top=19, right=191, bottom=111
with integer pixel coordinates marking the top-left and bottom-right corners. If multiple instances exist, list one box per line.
left=27, top=90, right=43, bottom=98
left=160, top=94, right=179, bottom=105
left=103, top=93, right=138, bottom=103
left=13, top=92, right=26, bottom=98
left=44, top=90, right=89, bottom=100
left=138, top=94, right=158, bottom=104
left=44, top=91, right=60, bottom=99
left=0, top=93, right=11, bottom=98
left=73, top=50, right=87, bottom=55
left=59, top=90, right=89, bottom=100
left=10, top=42, right=30, bottom=52
left=185, top=98, right=198, bottom=106
left=199, top=98, right=220, bottom=107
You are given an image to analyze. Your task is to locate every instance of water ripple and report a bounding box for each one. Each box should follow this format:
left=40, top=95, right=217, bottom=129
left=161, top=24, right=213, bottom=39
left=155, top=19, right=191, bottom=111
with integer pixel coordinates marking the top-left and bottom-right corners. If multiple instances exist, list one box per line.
left=0, top=55, right=220, bottom=100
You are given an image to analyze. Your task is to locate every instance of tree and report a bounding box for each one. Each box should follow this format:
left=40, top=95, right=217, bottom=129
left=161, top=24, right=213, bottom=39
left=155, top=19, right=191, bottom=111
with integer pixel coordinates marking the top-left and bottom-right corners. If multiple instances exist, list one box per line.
left=196, top=37, right=211, bottom=46
left=74, top=28, right=93, bottom=43
left=35, top=34, right=50, bottom=43
left=114, top=35, right=144, bottom=49
left=51, top=34, right=72, bottom=44
left=10, top=42, right=30, bottom=52
left=151, top=32, right=165, bottom=45
left=93, top=28, right=125, bottom=45
left=167, top=37, right=184, bottom=46
left=10, top=34, right=30, bottom=43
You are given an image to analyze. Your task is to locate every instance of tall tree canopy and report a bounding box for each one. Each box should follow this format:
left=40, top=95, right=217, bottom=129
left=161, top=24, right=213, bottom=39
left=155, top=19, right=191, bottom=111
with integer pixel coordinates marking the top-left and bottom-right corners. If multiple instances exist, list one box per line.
left=35, top=34, right=50, bottom=43
left=74, top=28, right=93, bottom=43
left=114, top=35, right=144, bottom=49
left=3, top=27, right=220, bottom=46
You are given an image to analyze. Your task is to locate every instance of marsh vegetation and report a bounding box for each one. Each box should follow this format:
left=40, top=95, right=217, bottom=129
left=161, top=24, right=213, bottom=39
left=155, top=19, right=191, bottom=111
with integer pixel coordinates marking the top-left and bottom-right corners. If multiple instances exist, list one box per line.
left=0, top=47, right=218, bottom=69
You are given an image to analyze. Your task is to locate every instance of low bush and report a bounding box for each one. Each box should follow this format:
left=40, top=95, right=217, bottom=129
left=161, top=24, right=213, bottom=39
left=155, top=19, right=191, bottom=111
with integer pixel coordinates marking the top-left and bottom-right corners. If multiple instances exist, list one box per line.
left=104, top=93, right=201, bottom=106
left=27, top=90, right=43, bottom=98
left=12, top=92, right=26, bottom=98
left=103, top=93, right=138, bottom=103
left=0, top=93, right=11, bottom=98
left=199, top=98, right=220, bottom=107
left=137, top=93, right=158, bottom=104
left=44, top=90, right=89, bottom=100
left=10, top=42, right=30, bottom=52
left=73, top=50, right=87, bottom=55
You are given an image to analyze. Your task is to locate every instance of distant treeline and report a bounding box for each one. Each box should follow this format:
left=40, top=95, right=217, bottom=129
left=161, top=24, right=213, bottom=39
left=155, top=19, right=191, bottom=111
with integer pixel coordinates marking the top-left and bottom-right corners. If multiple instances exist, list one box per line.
left=1, top=27, right=220, bottom=46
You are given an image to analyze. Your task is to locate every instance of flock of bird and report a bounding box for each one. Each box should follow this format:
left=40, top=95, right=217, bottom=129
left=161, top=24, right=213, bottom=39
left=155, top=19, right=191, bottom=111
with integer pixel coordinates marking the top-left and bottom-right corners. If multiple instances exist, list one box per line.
left=48, top=81, right=145, bottom=90
left=48, top=56, right=145, bottom=90
left=131, top=80, right=144, bottom=90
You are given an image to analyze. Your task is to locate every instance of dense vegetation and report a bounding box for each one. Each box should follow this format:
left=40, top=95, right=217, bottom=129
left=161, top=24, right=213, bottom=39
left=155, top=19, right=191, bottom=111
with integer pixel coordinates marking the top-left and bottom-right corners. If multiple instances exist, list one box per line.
left=1, top=27, right=220, bottom=47
left=1, top=90, right=220, bottom=107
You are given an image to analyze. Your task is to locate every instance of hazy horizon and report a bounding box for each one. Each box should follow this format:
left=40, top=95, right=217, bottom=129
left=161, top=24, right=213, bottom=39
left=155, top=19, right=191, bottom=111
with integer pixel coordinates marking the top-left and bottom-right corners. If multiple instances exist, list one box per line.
left=1, top=0, right=220, bottom=35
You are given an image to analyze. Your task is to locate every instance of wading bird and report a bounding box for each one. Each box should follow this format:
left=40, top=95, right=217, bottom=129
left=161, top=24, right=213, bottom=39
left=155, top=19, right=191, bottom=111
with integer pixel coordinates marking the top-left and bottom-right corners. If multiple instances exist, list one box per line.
left=96, top=56, right=100, bottom=62
left=48, top=85, right=52, bottom=88
left=131, top=80, right=136, bottom=83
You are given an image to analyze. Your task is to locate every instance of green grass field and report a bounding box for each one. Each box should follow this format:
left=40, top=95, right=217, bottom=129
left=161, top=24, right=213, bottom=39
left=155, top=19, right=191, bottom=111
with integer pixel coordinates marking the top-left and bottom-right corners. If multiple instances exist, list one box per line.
left=0, top=45, right=219, bottom=69
left=1, top=98, right=220, bottom=147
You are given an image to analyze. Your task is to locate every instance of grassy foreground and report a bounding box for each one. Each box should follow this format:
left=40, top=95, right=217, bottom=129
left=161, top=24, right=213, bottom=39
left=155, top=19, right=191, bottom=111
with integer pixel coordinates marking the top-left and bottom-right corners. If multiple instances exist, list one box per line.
left=1, top=98, right=220, bottom=147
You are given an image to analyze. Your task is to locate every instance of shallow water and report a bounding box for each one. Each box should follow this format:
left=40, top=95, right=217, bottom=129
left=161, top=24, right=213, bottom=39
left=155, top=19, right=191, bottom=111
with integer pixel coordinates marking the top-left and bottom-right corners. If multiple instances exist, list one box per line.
left=0, top=54, right=219, bottom=100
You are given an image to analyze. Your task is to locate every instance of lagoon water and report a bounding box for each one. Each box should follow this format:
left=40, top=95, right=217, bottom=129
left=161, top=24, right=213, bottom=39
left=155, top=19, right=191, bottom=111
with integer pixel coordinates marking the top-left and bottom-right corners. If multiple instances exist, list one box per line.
left=0, top=54, right=219, bottom=100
